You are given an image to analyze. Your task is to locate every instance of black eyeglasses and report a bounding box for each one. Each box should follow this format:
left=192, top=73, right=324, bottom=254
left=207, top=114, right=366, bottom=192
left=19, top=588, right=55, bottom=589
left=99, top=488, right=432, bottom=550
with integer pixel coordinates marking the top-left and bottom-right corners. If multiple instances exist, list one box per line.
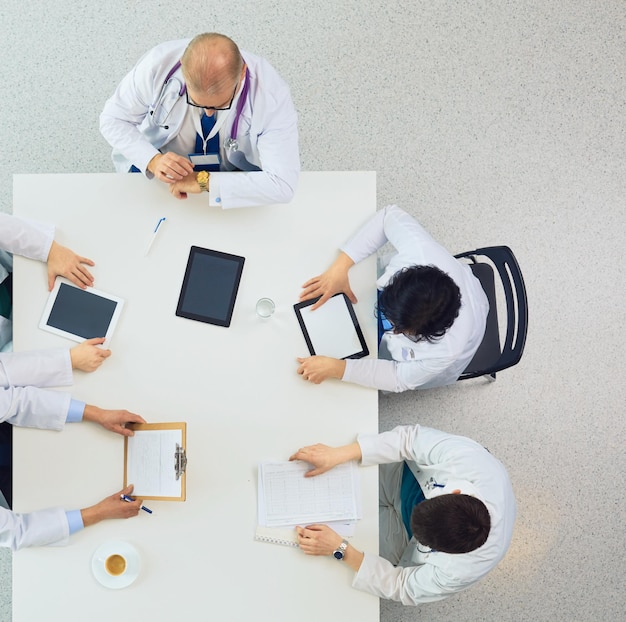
left=185, top=82, right=238, bottom=112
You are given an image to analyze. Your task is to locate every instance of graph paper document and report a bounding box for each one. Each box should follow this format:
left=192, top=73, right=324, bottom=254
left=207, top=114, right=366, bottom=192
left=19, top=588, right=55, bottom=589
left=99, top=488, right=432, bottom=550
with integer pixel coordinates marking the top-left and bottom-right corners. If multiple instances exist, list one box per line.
left=257, top=460, right=361, bottom=528
left=124, top=422, right=187, bottom=500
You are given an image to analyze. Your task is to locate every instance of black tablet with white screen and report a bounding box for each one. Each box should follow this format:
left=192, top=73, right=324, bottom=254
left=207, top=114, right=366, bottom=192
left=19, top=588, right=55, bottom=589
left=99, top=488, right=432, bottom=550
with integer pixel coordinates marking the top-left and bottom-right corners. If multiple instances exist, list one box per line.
left=294, top=293, right=369, bottom=359
left=39, top=278, right=124, bottom=346
left=176, top=246, right=245, bottom=327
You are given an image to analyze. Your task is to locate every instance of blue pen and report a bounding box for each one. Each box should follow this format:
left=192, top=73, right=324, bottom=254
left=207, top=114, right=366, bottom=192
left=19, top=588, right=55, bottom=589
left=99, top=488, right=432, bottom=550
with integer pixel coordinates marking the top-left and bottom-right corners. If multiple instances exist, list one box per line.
left=144, top=217, right=167, bottom=256
left=121, top=494, right=153, bottom=514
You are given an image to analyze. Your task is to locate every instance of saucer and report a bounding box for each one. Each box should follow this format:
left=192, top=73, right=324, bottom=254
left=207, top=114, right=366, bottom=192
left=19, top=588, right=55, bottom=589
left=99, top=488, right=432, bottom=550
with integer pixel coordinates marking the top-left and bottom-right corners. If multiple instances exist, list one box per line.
left=91, top=540, right=141, bottom=589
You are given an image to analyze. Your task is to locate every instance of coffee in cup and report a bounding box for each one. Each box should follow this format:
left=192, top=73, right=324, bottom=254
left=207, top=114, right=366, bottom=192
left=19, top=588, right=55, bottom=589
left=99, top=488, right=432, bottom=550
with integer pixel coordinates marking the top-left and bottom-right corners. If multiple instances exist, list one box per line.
left=105, top=553, right=127, bottom=577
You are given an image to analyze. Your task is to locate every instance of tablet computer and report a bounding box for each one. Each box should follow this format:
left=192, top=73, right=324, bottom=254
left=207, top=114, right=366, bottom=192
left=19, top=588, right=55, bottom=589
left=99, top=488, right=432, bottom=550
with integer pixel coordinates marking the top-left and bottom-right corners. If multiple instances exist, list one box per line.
left=294, top=293, right=369, bottom=360
left=176, top=246, right=245, bottom=327
left=39, top=278, right=124, bottom=346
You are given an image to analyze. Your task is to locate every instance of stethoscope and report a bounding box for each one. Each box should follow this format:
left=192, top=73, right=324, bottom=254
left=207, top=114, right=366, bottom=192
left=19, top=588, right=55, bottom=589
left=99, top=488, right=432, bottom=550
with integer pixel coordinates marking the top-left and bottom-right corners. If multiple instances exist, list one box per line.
left=424, top=477, right=446, bottom=491
left=149, top=61, right=249, bottom=153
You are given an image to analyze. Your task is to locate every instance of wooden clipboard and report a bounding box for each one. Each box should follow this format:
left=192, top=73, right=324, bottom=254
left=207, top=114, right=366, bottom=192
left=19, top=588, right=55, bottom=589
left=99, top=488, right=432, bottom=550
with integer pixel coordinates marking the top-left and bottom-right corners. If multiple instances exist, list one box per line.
left=123, top=422, right=187, bottom=501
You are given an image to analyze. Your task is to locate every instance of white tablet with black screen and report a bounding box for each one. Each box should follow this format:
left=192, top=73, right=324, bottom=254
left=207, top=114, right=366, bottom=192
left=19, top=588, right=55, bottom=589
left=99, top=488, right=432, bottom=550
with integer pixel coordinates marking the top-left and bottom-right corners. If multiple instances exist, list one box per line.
left=39, top=278, right=124, bottom=346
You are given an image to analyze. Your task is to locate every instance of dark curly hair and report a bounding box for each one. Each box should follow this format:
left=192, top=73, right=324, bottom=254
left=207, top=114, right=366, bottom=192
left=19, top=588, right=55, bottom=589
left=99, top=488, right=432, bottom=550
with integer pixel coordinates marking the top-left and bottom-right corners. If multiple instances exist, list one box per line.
left=377, top=265, right=462, bottom=342
left=411, top=493, right=491, bottom=554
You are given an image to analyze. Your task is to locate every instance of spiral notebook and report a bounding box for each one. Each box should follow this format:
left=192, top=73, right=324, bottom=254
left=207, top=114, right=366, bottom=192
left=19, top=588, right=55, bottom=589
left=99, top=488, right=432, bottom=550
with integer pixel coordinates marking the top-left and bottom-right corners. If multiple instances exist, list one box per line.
left=255, top=460, right=361, bottom=548
left=255, top=521, right=357, bottom=548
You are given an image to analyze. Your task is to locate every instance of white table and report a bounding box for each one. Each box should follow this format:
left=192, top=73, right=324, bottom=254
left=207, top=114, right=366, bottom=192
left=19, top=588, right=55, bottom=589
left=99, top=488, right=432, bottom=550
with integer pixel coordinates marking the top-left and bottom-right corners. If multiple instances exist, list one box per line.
left=12, top=172, right=379, bottom=621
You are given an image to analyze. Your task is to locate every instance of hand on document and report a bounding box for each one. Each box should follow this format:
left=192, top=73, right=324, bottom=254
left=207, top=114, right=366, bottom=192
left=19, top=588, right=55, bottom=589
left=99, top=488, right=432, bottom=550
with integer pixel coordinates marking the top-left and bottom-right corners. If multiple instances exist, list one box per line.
left=82, top=405, right=147, bottom=437
left=296, top=524, right=343, bottom=556
left=289, top=441, right=362, bottom=477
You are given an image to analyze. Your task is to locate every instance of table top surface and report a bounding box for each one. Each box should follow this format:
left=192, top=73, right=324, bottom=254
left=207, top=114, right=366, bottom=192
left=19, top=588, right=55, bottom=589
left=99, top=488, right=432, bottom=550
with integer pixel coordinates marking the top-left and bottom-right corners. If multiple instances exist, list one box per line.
left=12, top=172, right=379, bottom=621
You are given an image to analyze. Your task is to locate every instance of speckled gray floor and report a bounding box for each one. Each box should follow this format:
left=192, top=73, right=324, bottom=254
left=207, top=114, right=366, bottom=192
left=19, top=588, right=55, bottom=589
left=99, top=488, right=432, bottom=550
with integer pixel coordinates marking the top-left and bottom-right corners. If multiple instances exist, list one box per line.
left=1, top=2, right=625, bottom=621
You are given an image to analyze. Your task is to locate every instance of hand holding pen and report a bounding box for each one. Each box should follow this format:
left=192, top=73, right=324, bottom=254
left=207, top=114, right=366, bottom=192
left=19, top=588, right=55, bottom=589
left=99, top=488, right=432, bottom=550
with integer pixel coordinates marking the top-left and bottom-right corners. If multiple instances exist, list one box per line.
left=121, top=494, right=153, bottom=514
left=80, top=485, right=144, bottom=527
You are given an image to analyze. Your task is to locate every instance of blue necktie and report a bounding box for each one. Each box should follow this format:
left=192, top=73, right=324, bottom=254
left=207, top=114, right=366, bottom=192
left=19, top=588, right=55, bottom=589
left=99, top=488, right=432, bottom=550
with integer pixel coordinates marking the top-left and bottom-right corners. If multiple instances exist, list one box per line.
left=195, top=113, right=220, bottom=155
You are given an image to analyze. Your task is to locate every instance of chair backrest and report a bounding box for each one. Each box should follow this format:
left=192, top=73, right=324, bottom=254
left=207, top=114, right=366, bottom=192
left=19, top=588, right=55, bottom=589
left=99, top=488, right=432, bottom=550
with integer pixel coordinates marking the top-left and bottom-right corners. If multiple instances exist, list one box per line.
left=455, top=246, right=528, bottom=380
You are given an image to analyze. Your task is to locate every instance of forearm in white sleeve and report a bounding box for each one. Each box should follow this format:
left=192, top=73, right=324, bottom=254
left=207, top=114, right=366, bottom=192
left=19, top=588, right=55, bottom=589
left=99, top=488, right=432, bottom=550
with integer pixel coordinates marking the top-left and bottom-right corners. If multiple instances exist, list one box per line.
left=0, top=349, right=73, bottom=388
left=0, top=386, right=71, bottom=429
left=357, top=425, right=423, bottom=466
left=210, top=167, right=299, bottom=208
left=375, top=205, right=441, bottom=260
left=342, top=358, right=401, bottom=392
left=352, top=552, right=453, bottom=605
left=210, top=99, right=300, bottom=208
left=0, top=213, right=54, bottom=262
left=99, top=50, right=162, bottom=174
left=99, top=103, right=160, bottom=175
left=0, top=506, right=70, bottom=551
left=340, top=208, right=389, bottom=264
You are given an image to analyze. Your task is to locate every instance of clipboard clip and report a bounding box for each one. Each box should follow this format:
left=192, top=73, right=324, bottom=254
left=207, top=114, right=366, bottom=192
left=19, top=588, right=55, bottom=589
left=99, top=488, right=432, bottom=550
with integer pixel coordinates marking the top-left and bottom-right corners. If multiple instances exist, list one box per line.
left=175, top=443, right=187, bottom=480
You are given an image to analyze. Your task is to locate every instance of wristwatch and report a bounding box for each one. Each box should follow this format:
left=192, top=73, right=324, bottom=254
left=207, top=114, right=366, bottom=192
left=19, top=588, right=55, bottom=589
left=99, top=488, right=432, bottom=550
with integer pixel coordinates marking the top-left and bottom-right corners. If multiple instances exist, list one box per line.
left=196, top=171, right=210, bottom=192
left=332, top=539, right=349, bottom=561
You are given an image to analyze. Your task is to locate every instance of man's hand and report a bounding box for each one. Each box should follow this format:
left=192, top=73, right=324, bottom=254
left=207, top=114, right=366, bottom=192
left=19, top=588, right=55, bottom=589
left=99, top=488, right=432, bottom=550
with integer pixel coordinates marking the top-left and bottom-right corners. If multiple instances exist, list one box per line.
left=81, top=485, right=142, bottom=527
left=289, top=442, right=362, bottom=477
left=169, top=176, right=202, bottom=200
left=47, top=241, right=95, bottom=291
left=83, top=405, right=146, bottom=437
left=297, top=356, right=346, bottom=384
left=70, top=338, right=111, bottom=372
left=297, top=524, right=343, bottom=556
left=147, top=152, right=194, bottom=184
left=296, top=524, right=365, bottom=571
left=300, top=252, right=356, bottom=310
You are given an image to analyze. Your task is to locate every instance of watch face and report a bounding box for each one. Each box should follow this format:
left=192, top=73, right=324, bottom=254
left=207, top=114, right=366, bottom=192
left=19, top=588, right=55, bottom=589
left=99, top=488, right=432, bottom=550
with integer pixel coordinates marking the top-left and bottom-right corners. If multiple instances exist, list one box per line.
left=333, top=550, right=344, bottom=560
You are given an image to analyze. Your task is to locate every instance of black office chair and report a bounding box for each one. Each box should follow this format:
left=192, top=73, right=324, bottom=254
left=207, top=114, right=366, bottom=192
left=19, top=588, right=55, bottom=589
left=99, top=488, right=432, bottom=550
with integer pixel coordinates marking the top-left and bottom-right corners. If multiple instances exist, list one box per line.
left=454, top=246, right=528, bottom=381
left=0, top=421, right=12, bottom=509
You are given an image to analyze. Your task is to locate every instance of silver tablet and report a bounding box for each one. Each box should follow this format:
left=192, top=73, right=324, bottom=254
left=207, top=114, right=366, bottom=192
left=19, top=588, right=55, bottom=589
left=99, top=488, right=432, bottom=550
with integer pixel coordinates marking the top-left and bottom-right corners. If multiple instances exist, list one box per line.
left=39, top=278, right=124, bottom=346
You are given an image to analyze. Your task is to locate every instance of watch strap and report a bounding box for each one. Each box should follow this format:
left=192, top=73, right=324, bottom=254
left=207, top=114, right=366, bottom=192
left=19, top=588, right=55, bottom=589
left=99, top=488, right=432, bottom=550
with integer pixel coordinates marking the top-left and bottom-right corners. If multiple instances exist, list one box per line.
left=333, top=538, right=349, bottom=561
left=196, top=171, right=210, bottom=192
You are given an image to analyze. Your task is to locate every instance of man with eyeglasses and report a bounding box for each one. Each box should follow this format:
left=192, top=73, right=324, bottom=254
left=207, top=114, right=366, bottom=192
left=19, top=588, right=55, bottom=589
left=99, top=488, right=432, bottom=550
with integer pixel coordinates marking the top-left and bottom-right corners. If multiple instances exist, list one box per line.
left=296, top=205, right=489, bottom=392
left=290, top=424, right=516, bottom=606
left=100, top=33, right=300, bottom=209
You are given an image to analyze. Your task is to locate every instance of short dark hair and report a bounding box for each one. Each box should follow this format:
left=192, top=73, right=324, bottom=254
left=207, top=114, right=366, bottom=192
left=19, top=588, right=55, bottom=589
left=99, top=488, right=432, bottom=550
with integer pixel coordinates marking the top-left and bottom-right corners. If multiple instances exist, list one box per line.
left=410, top=494, right=491, bottom=554
left=377, top=265, right=462, bottom=342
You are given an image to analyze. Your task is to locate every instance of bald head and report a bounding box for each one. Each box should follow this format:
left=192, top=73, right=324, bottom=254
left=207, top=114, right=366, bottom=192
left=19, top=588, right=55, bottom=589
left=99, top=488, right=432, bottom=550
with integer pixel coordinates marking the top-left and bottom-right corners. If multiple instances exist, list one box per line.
left=181, top=33, right=243, bottom=96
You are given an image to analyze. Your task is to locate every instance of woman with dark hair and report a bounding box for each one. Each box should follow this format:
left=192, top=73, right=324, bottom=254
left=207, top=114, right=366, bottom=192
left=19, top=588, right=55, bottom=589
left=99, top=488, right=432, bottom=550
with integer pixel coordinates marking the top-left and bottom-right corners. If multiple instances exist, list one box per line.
left=297, top=205, right=489, bottom=392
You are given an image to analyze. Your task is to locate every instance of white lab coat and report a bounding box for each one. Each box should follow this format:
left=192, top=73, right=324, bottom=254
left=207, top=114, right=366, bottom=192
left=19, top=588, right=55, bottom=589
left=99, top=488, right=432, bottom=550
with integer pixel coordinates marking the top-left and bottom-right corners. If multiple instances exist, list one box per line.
left=341, top=205, right=489, bottom=392
left=0, top=506, right=69, bottom=551
left=100, top=39, right=300, bottom=209
left=0, top=213, right=54, bottom=352
left=1, top=349, right=73, bottom=428
left=352, top=425, right=516, bottom=605
left=0, top=348, right=74, bottom=550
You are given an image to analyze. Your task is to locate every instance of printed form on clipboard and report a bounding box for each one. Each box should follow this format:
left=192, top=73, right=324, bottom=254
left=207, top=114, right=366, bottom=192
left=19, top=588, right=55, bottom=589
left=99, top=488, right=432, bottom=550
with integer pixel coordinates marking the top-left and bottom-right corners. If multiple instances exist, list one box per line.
left=124, top=422, right=187, bottom=501
left=255, top=460, right=362, bottom=548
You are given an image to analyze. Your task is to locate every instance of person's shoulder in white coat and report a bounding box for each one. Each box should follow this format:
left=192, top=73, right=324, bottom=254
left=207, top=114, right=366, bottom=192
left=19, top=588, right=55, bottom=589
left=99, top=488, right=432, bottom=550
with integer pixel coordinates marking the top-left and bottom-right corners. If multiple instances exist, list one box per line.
left=353, top=425, right=516, bottom=605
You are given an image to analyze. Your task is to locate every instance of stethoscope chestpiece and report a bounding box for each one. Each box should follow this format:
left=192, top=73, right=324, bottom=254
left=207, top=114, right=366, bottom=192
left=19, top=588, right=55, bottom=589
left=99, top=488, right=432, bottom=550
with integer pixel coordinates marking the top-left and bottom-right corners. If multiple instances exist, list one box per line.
left=224, top=137, right=239, bottom=152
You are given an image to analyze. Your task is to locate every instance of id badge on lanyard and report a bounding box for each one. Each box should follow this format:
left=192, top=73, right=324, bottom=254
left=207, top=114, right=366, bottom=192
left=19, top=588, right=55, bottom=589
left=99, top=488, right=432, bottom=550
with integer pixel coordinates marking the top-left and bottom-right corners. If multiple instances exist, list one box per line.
left=188, top=153, right=221, bottom=170
left=189, top=110, right=228, bottom=171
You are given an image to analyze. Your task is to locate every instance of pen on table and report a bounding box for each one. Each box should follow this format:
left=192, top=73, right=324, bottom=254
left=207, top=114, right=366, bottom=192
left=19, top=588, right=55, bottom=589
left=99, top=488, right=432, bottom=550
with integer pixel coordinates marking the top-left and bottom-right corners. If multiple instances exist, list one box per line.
left=121, top=494, right=153, bottom=514
left=144, top=217, right=166, bottom=256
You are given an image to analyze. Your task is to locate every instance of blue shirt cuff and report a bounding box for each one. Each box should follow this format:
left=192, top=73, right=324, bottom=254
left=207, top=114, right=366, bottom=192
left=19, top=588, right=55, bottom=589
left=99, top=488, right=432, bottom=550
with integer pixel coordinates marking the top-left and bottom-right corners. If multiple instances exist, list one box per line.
left=66, top=509, right=84, bottom=535
left=66, top=400, right=86, bottom=423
